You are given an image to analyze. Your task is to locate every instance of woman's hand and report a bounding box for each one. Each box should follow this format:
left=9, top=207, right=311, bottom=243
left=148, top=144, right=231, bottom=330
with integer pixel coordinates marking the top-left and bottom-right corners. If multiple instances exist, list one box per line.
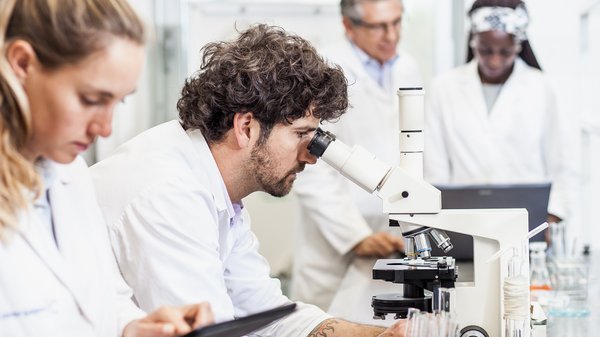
left=123, top=302, right=214, bottom=337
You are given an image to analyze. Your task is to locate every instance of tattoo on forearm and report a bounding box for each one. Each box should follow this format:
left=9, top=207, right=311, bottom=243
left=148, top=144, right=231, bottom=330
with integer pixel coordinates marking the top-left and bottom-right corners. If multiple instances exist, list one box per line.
left=309, top=319, right=339, bottom=337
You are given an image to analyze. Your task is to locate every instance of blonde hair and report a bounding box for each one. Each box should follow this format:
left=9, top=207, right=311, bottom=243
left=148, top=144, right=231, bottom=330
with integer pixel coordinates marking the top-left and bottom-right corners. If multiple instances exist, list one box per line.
left=0, top=0, right=145, bottom=241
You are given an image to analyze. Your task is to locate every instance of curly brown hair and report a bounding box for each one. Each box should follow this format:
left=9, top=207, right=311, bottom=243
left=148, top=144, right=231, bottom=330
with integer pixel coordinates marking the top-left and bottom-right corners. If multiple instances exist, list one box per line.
left=177, top=24, right=348, bottom=144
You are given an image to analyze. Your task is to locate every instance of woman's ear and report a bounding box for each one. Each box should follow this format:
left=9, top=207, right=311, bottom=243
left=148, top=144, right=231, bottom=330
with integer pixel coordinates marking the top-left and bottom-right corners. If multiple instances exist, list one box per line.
left=232, top=112, right=258, bottom=149
left=6, top=40, right=38, bottom=84
left=515, top=42, right=523, bottom=54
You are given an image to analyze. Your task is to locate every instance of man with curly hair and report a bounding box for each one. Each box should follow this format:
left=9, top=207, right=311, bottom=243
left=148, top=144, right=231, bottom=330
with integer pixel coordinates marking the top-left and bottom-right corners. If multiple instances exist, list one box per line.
left=91, top=24, right=408, bottom=337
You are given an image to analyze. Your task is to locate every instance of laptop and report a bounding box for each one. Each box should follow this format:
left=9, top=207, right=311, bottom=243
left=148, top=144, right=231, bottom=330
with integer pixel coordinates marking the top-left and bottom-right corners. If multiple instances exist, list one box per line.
left=429, top=183, right=551, bottom=261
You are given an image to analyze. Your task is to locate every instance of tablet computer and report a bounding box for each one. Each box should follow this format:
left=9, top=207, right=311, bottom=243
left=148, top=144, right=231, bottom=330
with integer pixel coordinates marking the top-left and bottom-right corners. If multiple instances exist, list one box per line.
left=182, top=303, right=297, bottom=337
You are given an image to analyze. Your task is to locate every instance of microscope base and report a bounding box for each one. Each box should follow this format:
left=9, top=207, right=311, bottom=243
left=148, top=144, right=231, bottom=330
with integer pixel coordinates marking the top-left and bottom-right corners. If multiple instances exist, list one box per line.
left=371, top=293, right=432, bottom=319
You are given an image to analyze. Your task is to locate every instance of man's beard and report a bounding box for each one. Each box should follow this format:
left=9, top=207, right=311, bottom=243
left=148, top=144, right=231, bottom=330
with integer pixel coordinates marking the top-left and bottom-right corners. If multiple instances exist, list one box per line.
left=249, top=144, right=305, bottom=197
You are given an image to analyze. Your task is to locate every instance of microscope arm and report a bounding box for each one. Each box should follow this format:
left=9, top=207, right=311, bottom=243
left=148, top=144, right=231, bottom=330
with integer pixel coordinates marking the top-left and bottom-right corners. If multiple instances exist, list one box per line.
left=307, top=129, right=441, bottom=214
left=307, top=128, right=453, bottom=257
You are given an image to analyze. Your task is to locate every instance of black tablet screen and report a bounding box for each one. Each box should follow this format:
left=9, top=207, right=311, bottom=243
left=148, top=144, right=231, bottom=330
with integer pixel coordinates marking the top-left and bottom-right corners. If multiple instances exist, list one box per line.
left=182, top=303, right=297, bottom=337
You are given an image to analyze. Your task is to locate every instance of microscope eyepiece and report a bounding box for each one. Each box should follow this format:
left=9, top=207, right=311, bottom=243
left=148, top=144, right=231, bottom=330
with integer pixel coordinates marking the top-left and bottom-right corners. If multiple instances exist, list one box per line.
left=307, top=128, right=336, bottom=158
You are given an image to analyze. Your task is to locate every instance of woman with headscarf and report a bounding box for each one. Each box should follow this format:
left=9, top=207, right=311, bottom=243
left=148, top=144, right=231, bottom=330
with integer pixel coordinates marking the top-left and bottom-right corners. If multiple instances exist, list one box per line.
left=424, top=0, right=580, bottom=232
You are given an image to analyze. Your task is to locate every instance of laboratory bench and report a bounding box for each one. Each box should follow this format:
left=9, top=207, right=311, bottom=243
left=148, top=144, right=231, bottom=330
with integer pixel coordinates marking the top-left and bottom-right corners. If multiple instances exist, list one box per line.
left=325, top=252, right=599, bottom=336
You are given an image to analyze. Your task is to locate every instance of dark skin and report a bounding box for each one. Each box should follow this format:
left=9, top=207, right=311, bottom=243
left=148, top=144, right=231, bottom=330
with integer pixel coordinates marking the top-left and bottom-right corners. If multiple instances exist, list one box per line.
left=546, top=214, right=562, bottom=246
left=471, top=30, right=521, bottom=84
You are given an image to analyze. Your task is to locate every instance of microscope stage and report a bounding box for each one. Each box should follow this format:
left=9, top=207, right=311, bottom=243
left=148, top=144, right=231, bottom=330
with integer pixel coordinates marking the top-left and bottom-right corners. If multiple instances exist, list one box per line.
left=371, top=257, right=458, bottom=319
left=372, top=257, right=457, bottom=283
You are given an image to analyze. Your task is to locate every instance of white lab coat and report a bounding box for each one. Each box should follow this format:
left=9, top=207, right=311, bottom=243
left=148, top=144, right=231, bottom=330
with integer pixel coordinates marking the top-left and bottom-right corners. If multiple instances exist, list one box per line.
left=291, top=39, right=422, bottom=314
left=0, top=157, right=144, bottom=337
left=424, top=59, right=580, bottom=221
left=90, top=121, right=330, bottom=337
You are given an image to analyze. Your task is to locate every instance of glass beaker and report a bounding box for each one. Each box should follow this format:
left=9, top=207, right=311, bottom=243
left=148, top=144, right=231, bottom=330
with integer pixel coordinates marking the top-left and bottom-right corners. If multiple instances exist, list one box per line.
left=548, top=256, right=590, bottom=317
left=548, top=221, right=566, bottom=257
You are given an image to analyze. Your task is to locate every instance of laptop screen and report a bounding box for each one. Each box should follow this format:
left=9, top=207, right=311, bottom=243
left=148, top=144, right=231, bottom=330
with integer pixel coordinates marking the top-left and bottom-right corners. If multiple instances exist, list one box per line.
left=429, top=183, right=551, bottom=261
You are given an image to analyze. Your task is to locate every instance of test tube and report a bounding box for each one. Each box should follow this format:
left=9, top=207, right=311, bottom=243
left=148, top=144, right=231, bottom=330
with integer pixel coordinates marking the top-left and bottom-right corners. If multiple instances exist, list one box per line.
left=504, top=247, right=529, bottom=337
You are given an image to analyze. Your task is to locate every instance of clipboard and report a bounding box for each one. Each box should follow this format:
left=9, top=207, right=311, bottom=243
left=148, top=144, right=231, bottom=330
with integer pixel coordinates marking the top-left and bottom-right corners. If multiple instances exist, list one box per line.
left=182, top=303, right=297, bottom=337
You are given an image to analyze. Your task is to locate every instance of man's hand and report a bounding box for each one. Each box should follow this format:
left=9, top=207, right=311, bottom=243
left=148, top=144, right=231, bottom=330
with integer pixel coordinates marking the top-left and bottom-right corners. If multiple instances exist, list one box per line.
left=353, top=232, right=404, bottom=257
left=545, top=213, right=562, bottom=246
left=547, top=213, right=561, bottom=224
left=307, top=318, right=407, bottom=337
left=377, top=319, right=407, bottom=337
left=123, top=302, right=214, bottom=337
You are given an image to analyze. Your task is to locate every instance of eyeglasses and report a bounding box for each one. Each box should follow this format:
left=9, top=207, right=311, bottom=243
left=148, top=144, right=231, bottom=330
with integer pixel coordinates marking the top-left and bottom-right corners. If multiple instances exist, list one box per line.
left=350, top=17, right=402, bottom=35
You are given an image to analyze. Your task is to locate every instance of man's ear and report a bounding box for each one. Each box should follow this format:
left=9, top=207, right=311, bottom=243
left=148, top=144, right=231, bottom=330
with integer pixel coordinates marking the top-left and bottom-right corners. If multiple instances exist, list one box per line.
left=6, top=40, right=39, bottom=85
left=342, top=16, right=355, bottom=39
left=232, top=112, right=258, bottom=148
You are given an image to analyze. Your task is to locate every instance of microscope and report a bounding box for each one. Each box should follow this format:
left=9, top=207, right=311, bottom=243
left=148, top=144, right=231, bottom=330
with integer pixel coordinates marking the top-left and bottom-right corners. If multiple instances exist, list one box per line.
left=307, top=88, right=533, bottom=337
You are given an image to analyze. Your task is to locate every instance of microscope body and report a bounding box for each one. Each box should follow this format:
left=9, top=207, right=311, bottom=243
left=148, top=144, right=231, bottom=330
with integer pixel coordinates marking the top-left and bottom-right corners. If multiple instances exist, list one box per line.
left=388, top=210, right=529, bottom=336
left=373, top=148, right=530, bottom=336
left=307, top=88, right=532, bottom=337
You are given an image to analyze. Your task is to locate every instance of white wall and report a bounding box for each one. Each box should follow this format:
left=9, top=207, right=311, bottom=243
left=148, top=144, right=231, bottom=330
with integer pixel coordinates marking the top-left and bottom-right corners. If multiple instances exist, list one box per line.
left=578, top=1, right=600, bottom=252
left=180, top=0, right=450, bottom=89
left=523, top=0, right=599, bottom=251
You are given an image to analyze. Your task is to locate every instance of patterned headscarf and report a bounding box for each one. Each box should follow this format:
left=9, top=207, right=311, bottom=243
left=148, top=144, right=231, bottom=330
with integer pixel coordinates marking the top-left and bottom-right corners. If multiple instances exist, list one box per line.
left=470, top=4, right=529, bottom=42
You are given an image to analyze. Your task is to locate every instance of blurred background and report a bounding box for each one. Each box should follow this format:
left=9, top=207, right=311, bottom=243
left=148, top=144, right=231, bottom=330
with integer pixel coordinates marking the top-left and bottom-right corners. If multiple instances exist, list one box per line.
left=88, top=0, right=600, bottom=284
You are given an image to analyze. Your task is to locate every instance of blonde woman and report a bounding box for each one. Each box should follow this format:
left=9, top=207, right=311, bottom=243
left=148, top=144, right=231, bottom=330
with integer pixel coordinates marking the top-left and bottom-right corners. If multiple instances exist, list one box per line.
left=0, top=0, right=212, bottom=336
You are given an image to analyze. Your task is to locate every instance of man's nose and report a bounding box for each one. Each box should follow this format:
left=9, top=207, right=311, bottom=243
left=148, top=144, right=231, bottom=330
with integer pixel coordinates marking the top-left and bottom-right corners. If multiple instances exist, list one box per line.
left=299, top=142, right=318, bottom=165
left=383, top=23, right=400, bottom=42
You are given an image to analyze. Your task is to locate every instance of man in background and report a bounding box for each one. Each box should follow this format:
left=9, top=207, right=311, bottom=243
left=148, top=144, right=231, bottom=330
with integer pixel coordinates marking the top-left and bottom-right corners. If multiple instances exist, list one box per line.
left=291, top=0, right=422, bottom=321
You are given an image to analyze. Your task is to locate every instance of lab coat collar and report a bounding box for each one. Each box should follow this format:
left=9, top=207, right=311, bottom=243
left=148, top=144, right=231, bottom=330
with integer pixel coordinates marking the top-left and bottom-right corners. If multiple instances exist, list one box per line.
left=350, top=40, right=399, bottom=71
left=464, top=58, right=527, bottom=84
left=463, top=58, right=528, bottom=119
left=185, top=127, right=237, bottom=221
left=230, top=202, right=245, bottom=228
left=340, top=38, right=403, bottom=101
left=17, top=159, right=93, bottom=324
left=31, top=159, right=72, bottom=205
left=35, top=159, right=58, bottom=187
left=488, top=58, right=527, bottom=118
left=40, top=158, right=76, bottom=184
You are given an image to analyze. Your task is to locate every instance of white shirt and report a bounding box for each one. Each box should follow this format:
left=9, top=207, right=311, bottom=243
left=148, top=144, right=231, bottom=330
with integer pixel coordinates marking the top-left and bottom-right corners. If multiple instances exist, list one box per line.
left=0, top=157, right=145, bottom=337
left=351, top=41, right=399, bottom=92
left=291, top=37, right=422, bottom=315
left=34, top=160, right=58, bottom=246
left=90, top=120, right=330, bottom=336
left=481, top=83, right=503, bottom=112
left=424, top=59, right=580, bottom=221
